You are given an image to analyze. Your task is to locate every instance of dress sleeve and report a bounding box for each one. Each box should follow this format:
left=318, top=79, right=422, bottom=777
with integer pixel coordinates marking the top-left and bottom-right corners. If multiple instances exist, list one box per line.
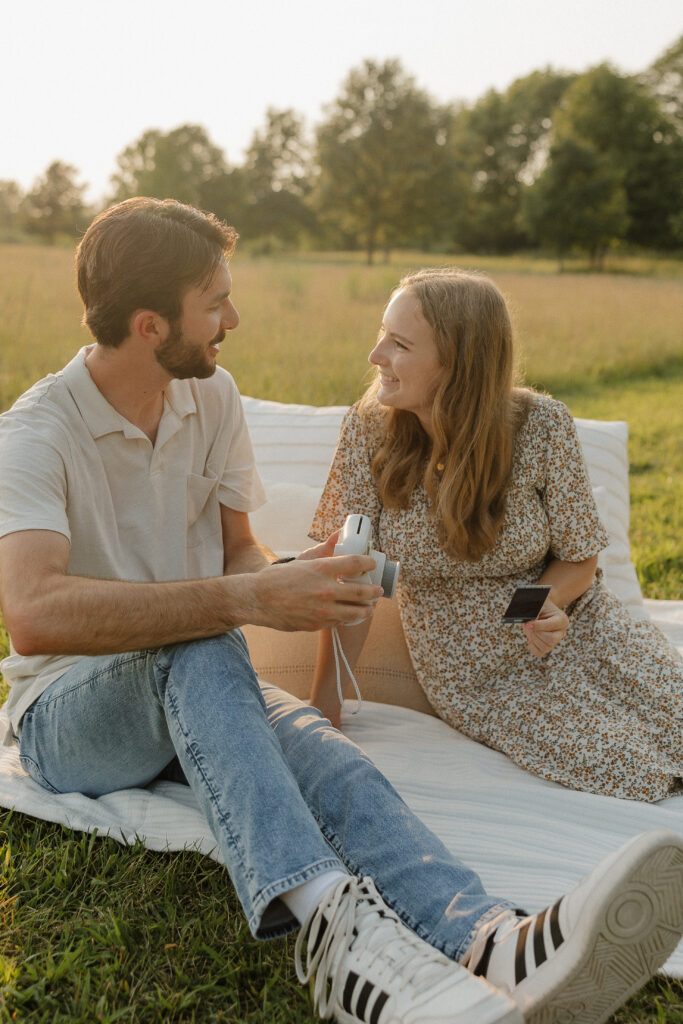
left=309, top=404, right=382, bottom=542
left=541, top=399, right=610, bottom=561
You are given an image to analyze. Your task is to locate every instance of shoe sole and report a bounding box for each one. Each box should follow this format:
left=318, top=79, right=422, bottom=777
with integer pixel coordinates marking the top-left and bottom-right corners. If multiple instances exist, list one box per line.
left=523, top=830, right=683, bottom=1024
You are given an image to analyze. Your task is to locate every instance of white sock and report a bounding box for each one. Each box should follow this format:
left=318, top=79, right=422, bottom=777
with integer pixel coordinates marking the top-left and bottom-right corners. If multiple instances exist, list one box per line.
left=281, top=869, right=349, bottom=925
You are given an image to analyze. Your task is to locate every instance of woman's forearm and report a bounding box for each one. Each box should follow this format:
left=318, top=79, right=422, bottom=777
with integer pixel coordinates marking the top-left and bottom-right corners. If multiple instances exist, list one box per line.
left=310, top=618, right=374, bottom=723
left=537, top=555, right=598, bottom=608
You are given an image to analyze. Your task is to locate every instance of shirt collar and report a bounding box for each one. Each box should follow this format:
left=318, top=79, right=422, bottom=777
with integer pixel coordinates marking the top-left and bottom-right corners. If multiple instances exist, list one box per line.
left=61, top=347, right=197, bottom=441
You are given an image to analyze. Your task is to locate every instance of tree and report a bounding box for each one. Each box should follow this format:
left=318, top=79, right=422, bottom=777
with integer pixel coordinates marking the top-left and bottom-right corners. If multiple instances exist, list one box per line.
left=522, top=136, right=629, bottom=268
left=240, top=108, right=316, bottom=244
left=639, top=34, right=683, bottom=135
left=448, top=69, right=575, bottom=251
left=22, top=162, right=86, bottom=243
left=552, top=65, right=683, bottom=249
left=110, top=124, right=235, bottom=211
left=314, top=59, right=452, bottom=263
left=0, top=180, right=23, bottom=233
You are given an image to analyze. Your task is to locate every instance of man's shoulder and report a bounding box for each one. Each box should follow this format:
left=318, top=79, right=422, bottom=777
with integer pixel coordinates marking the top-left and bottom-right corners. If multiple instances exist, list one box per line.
left=1, top=370, right=74, bottom=436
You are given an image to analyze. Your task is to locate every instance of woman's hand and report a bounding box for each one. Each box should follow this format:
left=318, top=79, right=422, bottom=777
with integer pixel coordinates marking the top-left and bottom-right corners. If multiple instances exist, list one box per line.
left=522, top=598, right=569, bottom=658
left=297, top=530, right=341, bottom=561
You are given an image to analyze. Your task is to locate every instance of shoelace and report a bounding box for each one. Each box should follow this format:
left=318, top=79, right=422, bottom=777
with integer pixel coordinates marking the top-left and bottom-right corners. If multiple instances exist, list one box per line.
left=331, top=626, right=362, bottom=715
left=294, top=875, right=455, bottom=1019
left=461, top=908, right=526, bottom=978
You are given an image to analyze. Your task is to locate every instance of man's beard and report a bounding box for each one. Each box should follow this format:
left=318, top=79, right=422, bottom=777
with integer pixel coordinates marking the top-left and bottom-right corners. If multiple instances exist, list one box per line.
left=155, top=322, right=225, bottom=380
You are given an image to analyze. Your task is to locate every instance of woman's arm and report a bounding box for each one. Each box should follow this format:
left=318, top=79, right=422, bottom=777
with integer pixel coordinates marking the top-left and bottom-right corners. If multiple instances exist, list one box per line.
left=310, top=618, right=374, bottom=728
left=538, top=554, right=598, bottom=609
left=523, top=554, right=598, bottom=658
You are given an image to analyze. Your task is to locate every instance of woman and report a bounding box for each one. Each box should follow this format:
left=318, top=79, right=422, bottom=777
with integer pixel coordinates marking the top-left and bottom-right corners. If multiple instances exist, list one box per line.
left=309, top=268, right=683, bottom=801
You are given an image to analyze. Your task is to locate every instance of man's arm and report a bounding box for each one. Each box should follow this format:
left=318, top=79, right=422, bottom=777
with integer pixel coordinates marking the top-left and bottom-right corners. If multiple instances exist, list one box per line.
left=220, top=505, right=274, bottom=575
left=0, top=530, right=381, bottom=657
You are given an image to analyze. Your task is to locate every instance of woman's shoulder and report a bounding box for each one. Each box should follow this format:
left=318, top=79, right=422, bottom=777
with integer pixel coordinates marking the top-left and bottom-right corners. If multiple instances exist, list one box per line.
left=521, top=390, right=575, bottom=437
left=343, top=395, right=387, bottom=444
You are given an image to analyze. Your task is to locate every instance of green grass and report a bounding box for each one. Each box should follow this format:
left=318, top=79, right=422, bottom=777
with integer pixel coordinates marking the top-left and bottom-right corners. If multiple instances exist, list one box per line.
left=555, top=370, right=683, bottom=600
left=0, top=244, right=682, bottom=1021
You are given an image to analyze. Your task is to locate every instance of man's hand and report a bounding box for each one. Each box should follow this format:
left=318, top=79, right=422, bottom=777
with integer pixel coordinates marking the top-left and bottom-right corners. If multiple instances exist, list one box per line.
left=241, top=554, right=381, bottom=632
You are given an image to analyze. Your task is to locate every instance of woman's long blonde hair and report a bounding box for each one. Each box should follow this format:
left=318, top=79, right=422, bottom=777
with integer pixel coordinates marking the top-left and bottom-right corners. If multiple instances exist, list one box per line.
left=359, top=268, right=532, bottom=561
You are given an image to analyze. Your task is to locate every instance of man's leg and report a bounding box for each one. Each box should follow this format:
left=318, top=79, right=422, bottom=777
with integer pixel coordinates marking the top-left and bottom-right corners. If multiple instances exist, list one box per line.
left=262, top=685, right=683, bottom=1024
left=18, top=632, right=525, bottom=1024
left=19, top=633, right=346, bottom=939
left=261, top=683, right=512, bottom=960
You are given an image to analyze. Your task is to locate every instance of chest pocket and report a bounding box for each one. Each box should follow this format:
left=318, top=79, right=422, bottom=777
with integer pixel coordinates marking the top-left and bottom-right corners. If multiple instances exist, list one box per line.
left=186, top=472, right=221, bottom=548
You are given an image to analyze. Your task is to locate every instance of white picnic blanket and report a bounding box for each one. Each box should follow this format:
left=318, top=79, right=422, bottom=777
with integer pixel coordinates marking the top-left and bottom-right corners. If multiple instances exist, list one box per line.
left=1, top=598, right=682, bottom=975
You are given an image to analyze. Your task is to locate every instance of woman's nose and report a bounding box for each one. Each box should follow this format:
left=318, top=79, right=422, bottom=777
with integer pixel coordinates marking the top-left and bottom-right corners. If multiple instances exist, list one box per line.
left=369, top=339, right=387, bottom=365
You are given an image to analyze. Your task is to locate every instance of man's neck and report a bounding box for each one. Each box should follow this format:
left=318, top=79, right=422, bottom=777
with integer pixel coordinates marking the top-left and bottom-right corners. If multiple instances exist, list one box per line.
left=84, top=343, right=170, bottom=444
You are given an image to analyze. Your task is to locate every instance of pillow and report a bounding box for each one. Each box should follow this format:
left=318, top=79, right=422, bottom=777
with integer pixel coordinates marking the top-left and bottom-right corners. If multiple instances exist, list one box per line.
left=241, top=597, right=435, bottom=716
left=241, top=395, right=346, bottom=487
left=574, top=419, right=646, bottom=618
left=249, top=481, right=322, bottom=555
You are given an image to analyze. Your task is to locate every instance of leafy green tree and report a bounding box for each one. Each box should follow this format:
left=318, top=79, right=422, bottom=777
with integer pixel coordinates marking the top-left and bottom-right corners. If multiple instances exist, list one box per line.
left=240, top=108, right=316, bottom=245
left=110, top=124, right=238, bottom=213
left=449, top=69, right=575, bottom=251
left=553, top=65, right=683, bottom=249
left=639, top=34, right=683, bottom=135
left=21, top=162, right=86, bottom=243
left=314, top=59, right=452, bottom=263
left=522, top=136, right=629, bottom=268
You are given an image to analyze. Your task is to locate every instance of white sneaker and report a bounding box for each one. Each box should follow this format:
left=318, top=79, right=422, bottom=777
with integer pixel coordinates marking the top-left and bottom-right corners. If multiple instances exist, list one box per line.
left=463, top=829, right=683, bottom=1024
left=294, top=874, right=523, bottom=1024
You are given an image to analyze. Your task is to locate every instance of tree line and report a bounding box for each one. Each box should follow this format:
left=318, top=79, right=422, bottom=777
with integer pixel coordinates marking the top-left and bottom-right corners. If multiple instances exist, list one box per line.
left=1, top=35, right=681, bottom=265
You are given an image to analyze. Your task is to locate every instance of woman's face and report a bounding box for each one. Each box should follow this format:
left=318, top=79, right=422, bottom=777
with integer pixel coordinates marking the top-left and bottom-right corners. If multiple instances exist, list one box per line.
left=369, top=288, right=443, bottom=435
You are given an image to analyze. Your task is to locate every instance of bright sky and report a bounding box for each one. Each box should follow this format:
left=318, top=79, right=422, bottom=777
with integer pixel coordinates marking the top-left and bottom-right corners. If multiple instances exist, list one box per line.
left=3, top=0, right=681, bottom=203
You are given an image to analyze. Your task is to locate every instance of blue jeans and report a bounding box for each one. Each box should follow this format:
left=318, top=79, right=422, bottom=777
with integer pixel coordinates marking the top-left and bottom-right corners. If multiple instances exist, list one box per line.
left=18, top=630, right=512, bottom=957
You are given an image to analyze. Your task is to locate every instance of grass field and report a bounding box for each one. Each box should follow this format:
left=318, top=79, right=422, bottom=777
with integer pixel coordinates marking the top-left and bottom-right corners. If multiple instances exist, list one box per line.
left=0, top=243, right=682, bottom=1022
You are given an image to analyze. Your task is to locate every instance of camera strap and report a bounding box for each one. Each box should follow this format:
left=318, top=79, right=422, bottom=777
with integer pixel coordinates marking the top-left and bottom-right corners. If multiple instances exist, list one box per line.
left=330, top=627, right=362, bottom=715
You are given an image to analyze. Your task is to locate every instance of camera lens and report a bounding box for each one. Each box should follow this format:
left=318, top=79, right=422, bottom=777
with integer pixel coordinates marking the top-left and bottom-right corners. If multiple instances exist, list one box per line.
left=380, top=559, right=400, bottom=599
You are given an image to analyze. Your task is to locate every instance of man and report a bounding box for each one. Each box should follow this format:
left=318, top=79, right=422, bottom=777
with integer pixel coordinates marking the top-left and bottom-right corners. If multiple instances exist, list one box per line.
left=0, top=197, right=681, bottom=1024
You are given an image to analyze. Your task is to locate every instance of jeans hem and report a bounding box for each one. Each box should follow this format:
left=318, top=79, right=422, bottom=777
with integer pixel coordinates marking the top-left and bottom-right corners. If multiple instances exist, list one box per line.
left=250, top=857, right=348, bottom=940
left=451, top=900, right=520, bottom=962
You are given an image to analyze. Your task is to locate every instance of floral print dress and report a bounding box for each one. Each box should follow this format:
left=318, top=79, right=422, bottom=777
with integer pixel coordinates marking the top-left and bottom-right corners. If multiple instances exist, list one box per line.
left=311, top=393, right=683, bottom=802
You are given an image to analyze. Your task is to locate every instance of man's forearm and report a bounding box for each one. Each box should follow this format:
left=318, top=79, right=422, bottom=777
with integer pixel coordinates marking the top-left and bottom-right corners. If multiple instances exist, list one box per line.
left=223, top=540, right=275, bottom=576
left=0, top=530, right=383, bottom=657
left=12, top=573, right=252, bottom=656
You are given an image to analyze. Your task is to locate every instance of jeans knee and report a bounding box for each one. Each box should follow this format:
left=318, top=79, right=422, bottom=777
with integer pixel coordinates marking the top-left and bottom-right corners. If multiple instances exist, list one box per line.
left=155, top=631, right=264, bottom=706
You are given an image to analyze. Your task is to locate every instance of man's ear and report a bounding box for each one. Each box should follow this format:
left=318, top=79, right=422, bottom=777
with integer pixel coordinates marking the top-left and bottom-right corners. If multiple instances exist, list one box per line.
left=129, top=309, right=170, bottom=349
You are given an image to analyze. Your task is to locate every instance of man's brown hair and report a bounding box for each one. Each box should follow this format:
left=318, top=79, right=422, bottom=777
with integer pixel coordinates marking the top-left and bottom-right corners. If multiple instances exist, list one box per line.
left=76, top=197, right=238, bottom=347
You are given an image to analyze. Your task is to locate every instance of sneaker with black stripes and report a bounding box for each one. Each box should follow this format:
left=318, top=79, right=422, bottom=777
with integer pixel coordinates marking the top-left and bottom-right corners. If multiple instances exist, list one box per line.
left=294, top=874, right=523, bottom=1024
left=463, top=828, right=683, bottom=1024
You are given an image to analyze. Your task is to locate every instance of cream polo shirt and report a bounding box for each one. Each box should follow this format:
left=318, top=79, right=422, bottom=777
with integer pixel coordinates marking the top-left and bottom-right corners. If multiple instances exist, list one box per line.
left=0, top=347, right=267, bottom=733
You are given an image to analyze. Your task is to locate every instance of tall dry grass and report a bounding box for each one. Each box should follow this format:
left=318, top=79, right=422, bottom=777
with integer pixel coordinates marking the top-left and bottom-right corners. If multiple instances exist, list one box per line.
left=1, top=244, right=681, bottom=409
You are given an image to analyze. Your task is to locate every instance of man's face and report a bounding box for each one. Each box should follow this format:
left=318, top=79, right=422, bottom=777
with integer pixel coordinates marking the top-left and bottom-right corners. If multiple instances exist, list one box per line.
left=155, top=260, right=239, bottom=380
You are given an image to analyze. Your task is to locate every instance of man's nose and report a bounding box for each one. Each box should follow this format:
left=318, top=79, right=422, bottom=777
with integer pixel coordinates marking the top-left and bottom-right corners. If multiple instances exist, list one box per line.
left=223, top=303, right=240, bottom=330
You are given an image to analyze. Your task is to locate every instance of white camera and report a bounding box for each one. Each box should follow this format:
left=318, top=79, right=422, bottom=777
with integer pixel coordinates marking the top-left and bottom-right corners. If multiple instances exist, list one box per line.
left=333, top=514, right=400, bottom=599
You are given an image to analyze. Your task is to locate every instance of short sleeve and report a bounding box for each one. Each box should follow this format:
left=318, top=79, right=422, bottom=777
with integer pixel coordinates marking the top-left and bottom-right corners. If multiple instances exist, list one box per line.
left=541, top=399, right=609, bottom=561
left=0, top=417, right=70, bottom=541
left=310, top=404, right=383, bottom=542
